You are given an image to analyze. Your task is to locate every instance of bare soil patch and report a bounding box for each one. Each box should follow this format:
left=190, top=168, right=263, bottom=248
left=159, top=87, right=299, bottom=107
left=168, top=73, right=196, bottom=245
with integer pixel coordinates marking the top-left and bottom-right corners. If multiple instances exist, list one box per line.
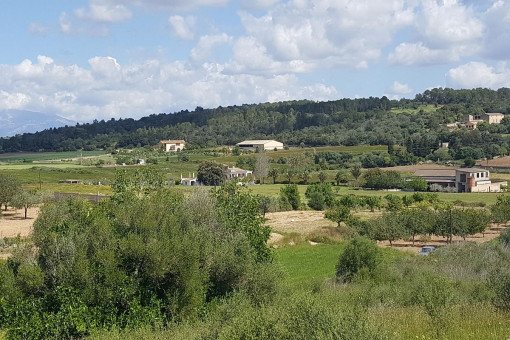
left=477, top=156, right=510, bottom=168
left=265, top=211, right=336, bottom=235
left=0, top=206, right=39, bottom=238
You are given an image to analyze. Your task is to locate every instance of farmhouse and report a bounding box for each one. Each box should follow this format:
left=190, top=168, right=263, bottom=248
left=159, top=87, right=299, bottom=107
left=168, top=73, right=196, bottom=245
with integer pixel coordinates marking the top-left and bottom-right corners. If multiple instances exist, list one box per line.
left=180, top=173, right=197, bottom=186
left=415, top=168, right=507, bottom=193
left=236, top=139, right=283, bottom=151
left=160, top=139, right=186, bottom=152
left=462, top=113, right=505, bottom=129
left=224, top=165, right=252, bottom=180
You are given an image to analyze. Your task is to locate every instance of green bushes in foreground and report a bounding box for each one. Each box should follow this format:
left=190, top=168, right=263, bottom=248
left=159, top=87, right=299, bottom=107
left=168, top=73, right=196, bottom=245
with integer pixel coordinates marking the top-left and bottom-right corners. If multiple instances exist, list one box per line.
left=0, top=182, right=277, bottom=339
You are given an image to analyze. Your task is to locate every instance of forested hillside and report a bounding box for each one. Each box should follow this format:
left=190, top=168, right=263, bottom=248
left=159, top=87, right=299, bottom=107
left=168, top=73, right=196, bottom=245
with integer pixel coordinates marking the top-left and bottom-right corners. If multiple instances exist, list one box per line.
left=2, top=88, right=510, bottom=161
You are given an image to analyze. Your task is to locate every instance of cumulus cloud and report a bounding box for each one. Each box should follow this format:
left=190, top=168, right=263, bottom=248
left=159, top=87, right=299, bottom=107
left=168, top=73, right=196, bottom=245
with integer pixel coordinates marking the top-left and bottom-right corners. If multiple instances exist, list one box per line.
left=236, top=0, right=414, bottom=73
left=168, top=15, right=195, bottom=40
left=241, top=0, right=281, bottom=10
left=75, top=2, right=132, bottom=23
left=92, top=0, right=228, bottom=11
left=59, top=12, right=72, bottom=33
left=388, top=0, right=485, bottom=66
left=390, top=81, right=413, bottom=95
left=190, top=34, right=233, bottom=62
left=388, top=42, right=454, bottom=66
left=419, top=0, right=483, bottom=49
left=0, top=55, right=339, bottom=121
left=446, top=61, right=510, bottom=89
left=480, top=0, right=510, bottom=59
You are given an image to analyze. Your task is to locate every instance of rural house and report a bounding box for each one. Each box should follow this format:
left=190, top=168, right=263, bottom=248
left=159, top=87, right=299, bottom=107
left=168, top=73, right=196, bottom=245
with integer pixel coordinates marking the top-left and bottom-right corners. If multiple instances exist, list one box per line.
left=224, top=165, right=252, bottom=180
left=160, top=139, right=186, bottom=152
left=236, top=139, right=284, bottom=151
left=462, top=113, right=505, bottom=129
left=180, top=173, right=197, bottom=186
left=415, top=168, right=507, bottom=193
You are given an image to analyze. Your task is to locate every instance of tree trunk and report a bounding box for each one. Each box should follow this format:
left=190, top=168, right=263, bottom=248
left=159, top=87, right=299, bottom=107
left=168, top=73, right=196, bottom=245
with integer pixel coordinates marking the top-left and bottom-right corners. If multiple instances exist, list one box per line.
left=24, top=206, right=28, bottom=219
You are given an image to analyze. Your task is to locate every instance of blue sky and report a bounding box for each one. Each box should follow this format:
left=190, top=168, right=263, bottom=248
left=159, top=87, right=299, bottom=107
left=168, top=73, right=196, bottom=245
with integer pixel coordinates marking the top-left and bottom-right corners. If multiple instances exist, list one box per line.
left=0, top=0, right=509, bottom=122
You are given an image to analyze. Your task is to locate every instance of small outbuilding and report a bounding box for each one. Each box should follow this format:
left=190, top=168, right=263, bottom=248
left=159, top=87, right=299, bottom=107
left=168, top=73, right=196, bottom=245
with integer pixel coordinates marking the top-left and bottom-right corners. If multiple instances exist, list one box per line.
left=236, top=139, right=283, bottom=151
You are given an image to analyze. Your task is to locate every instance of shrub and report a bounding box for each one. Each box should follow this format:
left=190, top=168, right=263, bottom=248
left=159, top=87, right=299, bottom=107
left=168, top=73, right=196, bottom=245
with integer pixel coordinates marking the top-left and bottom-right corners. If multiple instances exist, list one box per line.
left=280, top=184, right=301, bottom=210
left=336, top=237, right=382, bottom=282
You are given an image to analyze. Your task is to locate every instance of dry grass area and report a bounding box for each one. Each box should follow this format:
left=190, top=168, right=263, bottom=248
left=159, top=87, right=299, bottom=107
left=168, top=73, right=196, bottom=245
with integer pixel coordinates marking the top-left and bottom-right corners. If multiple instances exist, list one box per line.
left=265, top=210, right=336, bottom=235
left=0, top=206, right=39, bottom=238
left=477, top=156, right=510, bottom=167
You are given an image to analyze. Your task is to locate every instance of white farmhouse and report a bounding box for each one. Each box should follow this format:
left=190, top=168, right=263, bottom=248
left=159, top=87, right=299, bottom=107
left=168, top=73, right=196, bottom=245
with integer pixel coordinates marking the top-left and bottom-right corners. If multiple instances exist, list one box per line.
left=160, top=140, right=186, bottom=152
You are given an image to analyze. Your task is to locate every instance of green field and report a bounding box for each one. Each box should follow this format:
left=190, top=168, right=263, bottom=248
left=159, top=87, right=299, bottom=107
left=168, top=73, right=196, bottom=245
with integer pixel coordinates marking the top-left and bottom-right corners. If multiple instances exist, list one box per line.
left=0, top=150, right=108, bottom=163
left=390, top=104, right=440, bottom=114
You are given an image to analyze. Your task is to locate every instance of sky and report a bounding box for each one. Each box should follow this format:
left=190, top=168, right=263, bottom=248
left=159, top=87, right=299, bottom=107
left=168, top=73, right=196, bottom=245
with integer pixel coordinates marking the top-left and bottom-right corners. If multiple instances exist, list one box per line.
left=0, top=0, right=510, bottom=122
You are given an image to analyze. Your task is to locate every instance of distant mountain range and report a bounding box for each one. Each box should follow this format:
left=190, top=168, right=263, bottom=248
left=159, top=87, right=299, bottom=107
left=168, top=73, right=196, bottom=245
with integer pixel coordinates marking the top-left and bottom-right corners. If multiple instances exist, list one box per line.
left=0, top=109, right=76, bottom=137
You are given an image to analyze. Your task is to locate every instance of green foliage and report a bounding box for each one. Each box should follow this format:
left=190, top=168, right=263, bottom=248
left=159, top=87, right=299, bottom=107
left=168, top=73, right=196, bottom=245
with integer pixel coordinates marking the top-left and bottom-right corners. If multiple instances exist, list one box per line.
left=280, top=184, right=301, bottom=210
left=404, top=176, right=428, bottom=191
left=325, top=205, right=352, bottom=227
left=197, top=161, right=224, bottom=186
left=0, top=184, right=277, bottom=338
left=491, top=195, right=510, bottom=223
left=215, top=182, right=272, bottom=262
left=414, top=274, right=454, bottom=338
left=363, top=168, right=403, bottom=189
left=0, top=174, right=21, bottom=210
left=336, top=237, right=382, bottom=282
left=305, top=183, right=334, bottom=210
left=384, top=194, right=403, bottom=211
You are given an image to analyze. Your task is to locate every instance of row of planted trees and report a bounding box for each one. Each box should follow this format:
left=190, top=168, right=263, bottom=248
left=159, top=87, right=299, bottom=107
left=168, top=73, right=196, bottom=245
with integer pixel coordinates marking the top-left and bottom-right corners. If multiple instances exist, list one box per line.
left=323, top=193, right=510, bottom=246
left=0, top=174, right=51, bottom=219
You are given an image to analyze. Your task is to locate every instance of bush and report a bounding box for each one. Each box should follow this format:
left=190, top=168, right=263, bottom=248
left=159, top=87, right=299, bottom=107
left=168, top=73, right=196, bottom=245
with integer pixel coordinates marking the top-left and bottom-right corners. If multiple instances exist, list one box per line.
left=336, top=237, right=382, bottom=282
left=280, top=184, right=301, bottom=210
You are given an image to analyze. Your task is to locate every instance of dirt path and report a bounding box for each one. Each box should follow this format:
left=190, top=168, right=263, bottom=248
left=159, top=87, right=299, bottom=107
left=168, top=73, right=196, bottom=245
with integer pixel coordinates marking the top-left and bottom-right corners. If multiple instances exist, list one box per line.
left=0, top=206, right=39, bottom=238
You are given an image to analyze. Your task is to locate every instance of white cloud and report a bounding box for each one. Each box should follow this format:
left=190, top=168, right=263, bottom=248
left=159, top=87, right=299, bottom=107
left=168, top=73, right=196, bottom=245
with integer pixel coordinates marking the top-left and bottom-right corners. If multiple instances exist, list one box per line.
left=390, top=81, right=413, bottom=95
left=419, top=0, right=484, bottom=49
left=480, top=0, right=510, bottom=59
left=190, top=34, right=233, bottom=62
left=446, top=61, right=510, bottom=89
left=241, top=0, right=281, bottom=10
left=75, top=2, right=132, bottom=23
left=0, top=55, right=339, bottom=121
left=388, top=42, right=454, bottom=66
left=59, top=12, right=71, bottom=33
left=29, top=22, right=51, bottom=35
left=236, top=0, right=414, bottom=73
left=93, top=0, right=228, bottom=11
left=168, top=15, right=195, bottom=40
left=388, top=0, right=485, bottom=66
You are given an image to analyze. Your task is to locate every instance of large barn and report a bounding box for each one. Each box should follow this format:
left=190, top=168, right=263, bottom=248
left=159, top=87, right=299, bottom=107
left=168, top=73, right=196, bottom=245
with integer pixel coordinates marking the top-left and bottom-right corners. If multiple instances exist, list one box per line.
left=236, top=140, right=284, bottom=151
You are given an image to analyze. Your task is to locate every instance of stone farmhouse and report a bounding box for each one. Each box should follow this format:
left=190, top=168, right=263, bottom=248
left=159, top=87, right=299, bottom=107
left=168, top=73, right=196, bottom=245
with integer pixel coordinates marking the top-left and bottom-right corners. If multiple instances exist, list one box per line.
left=236, top=139, right=284, bottom=151
left=160, top=139, right=186, bottom=152
left=415, top=168, right=507, bottom=193
left=462, top=113, right=505, bottom=130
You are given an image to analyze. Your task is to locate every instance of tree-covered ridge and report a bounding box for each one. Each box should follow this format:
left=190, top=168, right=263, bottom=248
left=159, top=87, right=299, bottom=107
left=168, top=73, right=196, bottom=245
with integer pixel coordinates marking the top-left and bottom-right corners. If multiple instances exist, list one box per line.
left=1, top=88, right=510, bottom=162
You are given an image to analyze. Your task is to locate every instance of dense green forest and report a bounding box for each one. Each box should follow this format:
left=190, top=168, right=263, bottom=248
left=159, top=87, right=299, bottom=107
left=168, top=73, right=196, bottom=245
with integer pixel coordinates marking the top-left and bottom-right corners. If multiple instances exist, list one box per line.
left=2, top=88, right=510, bottom=162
